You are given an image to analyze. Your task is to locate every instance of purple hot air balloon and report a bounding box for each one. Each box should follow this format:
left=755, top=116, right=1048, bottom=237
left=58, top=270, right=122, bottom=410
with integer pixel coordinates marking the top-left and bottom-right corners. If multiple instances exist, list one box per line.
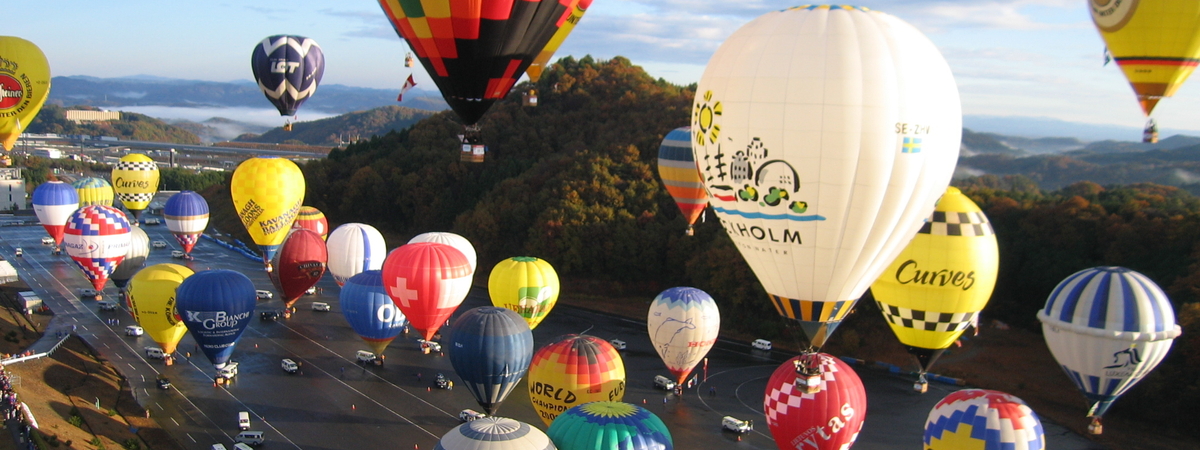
left=251, top=35, right=325, bottom=117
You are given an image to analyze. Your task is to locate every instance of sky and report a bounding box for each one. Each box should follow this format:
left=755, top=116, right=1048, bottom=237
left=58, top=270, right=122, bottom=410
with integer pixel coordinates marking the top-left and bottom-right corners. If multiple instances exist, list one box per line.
left=10, top=0, right=1200, bottom=135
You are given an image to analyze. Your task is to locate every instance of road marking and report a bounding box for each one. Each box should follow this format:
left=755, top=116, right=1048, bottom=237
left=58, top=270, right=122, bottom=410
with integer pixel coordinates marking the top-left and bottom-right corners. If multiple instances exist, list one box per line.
left=156, top=402, right=163, bottom=410
left=171, top=417, right=179, bottom=426
left=187, top=434, right=196, bottom=443
left=141, top=375, right=145, bottom=382
left=103, top=342, right=109, bottom=348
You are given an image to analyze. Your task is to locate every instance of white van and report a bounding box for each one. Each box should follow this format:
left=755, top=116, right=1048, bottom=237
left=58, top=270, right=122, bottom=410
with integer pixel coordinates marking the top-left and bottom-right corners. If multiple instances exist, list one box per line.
left=232, top=444, right=254, bottom=450
left=238, top=412, right=250, bottom=430
left=722, top=416, right=753, bottom=433
left=752, top=339, right=773, bottom=351
left=653, top=375, right=676, bottom=390
left=311, top=302, right=330, bottom=311
left=235, top=431, right=264, bottom=446
left=459, top=409, right=486, bottom=422
left=217, top=361, right=239, bottom=379
left=356, top=350, right=379, bottom=365
left=144, top=347, right=165, bottom=359
left=125, top=325, right=144, bottom=336
left=281, top=359, right=298, bottom=373
left=211, top=444, right=228, bottom=450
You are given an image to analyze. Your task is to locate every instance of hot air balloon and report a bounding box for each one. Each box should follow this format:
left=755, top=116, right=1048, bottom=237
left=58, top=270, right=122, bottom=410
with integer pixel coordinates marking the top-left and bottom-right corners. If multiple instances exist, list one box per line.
left=527, top=334, right=626, bottom=426
left=268, top=228, right=327, bottom=310
left=251, top=35, right=324, bottom=126
left=647, top=287, right=719, bottom=387
left=525, top=0, right=593, bottom=83
left=111, top=226, right=149, bottom=294
left=327, top=223, right=387, bottom=286
left=870, top=187, right=999, bottom=392
left=340, top=270, right=407, bottom=355
left=382, top=242, right=472, bottom=341
left=924, top=389, right=1045, bottom=450
left=0, top=37, right=51, bottom=151
left=449, top=307, right=534, bottom=415
left=127, top=264, right=194, bottom=366
left=164, top=191, right=209, bottom=255
left=692, top=5, right=960, bottom=351
left=408, top=231, right=477, bottom=274
left=293, top=206, right=328, bottom=240
left=763, top=353, right=866, bottom=450
left=657, top=126, right=708, bottom=236
left=434, top=417, right=555, bottom=450
left=230, top=157, right=305, bottom=269
left=72, top=177, right=114, bottom=207
left=547, top=402, right=672, bottom=450
left=1089, top=0, right=1200, bottom=142
left=32, top=180, right=79, bottom=250
left=176, top=270, right=257, bottom=369
left=488, top=257, right=559, bottom=330
left=1037, top=266, right=1181, bottom=434
left=63, top=205, right=132, bottom=294
left=111, top=153, right=160, bottom=221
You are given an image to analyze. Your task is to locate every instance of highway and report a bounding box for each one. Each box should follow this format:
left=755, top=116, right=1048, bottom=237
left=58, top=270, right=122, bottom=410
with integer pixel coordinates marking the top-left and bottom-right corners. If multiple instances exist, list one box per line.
left=0, top=218, right=1104, bottom=450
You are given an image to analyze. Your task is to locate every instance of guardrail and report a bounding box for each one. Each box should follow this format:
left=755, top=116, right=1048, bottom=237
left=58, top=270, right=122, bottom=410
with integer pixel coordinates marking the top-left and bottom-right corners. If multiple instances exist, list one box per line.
left=0, top=333, right=71, bottom=365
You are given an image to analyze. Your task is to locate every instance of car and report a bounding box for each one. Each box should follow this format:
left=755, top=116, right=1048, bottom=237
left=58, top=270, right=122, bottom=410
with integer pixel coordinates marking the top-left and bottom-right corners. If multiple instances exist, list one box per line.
left=152, top=240, right=168, bottom=249
left=14, top=247, right=21, bottom=257
left=260, top=311, right=280, bottom=322
left=125, top=325, right=144, bottom=336
left=305, top=286, right=317, bottom=295
left=145, top=347, right=165, bottom=359
left=41, top=236, right=54, bottom=245
left=156, top=377, right=171, bottom=389
left=459, top=409, right=486, bottom=422
left=653, top=375, right=677, bottom=390
left=171, top=250, right=186, bottom=259
left=609, top=339, right=627, bottom=350
left=144, top=218, right=161, bottom=225
left=211, top=444, right=228, bottom=450
left=281, top=359, right=299, bottom=374
left=752, top=339, right=773, bottom=351
left=417, top=339, right=441, bottom=353
left=722, top=416, right=753, bottom=433
left=435, top=373, right=453, bottom=390
left=256, top=290, right=273, bottom=300
left=78, top=288, right=100, bottom=298
left=98, top=301, right=118, bottom=311
left=311, top=302, right=330, bottom=312
left=356, top=350, right=380, bottom=365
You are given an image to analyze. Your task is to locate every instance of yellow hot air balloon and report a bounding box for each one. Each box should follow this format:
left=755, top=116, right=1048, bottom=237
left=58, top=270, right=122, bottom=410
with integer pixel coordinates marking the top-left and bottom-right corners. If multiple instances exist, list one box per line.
left=127, top=264, right=194, bottom=365
left=527, top=334, right=625, bottom=426
left=230, top=157, right=305, bottom=268
left=1090, top=0, right=1200, bottom=142
left=488, top=257, right=560, bottom=329
left=73, top=177, right=114, bottom=207
left=112, top=153, right=160, bottom=220
left=870, top=187, right=998, bottom=391
left=0, top=37, right=51, bottom=151
left=525, top=0, right=593, bottom=83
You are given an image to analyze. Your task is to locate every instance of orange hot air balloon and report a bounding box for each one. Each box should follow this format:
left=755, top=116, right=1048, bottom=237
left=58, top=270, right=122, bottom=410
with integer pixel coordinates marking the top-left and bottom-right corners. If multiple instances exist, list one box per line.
left=526, top=334, right=626, bottom=426
left=293, top=206, right=328, bottom=240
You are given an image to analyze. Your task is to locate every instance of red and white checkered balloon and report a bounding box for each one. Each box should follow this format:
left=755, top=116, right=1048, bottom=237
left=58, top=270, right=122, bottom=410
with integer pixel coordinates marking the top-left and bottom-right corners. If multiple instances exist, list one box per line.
left=63, top=205, right=132, bottom=291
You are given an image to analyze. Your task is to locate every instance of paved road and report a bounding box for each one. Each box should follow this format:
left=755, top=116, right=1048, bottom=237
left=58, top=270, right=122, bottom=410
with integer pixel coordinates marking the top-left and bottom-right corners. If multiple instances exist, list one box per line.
left=0, top=218, right=1106, bottom=450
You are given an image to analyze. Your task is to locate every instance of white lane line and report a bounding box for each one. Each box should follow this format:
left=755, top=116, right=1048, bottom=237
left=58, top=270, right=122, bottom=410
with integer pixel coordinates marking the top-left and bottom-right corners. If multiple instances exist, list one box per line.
left=187, top=434, right=196, bottom=443
left=156, top=402, right=163, bottom=411
left=171, top=417, right=179, bottom=426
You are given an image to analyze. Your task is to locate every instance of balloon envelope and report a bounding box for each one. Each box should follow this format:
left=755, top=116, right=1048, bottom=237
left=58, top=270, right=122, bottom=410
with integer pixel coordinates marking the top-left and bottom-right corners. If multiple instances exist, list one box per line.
left=692, top=5, right=961, bottom=349
left=268, top=228, right=327, bottom=307
left=547, top=402, right=672, bottom=450
left=1037, top=266, right=1181, bottom=421
left=327, top=223, right=387, bottom=286
left=409, top=231, right=477, bottom=274
left=1089, top=0, right=1200, bottom=116
left=231, top=157, right=305, bottom=265
left=32, top=181, right=79, bottom=245
left=526, top=0, right=593, bottom=83
left=72, top=177, right=114, bottom=207
left=488, top=257, right=559, bottom=330
left=294, top=206, right=328, bottom=240
left=657, top=126, right=707, bottom=234
left=251, top=35, right=324, bottom=116
left=127, top=263, right=194, bottom=354
left=449, top=307, right=534, bottom=415
left=111, top=153, right=159, bottom=218
left=764, top=353, right=866, bottom=450
left=164, top=191, right=210, bottom=254
left=377, top=0, right=581, bottom=125
left=340, top=270, right=407, bottom=355
left=925, top=389, right=1044, bottom=450
left=647, top=287, right=719, bottom=385
left=527, top=334, right=625, bottom=426
left=871, top=187, right=998, bottom=373
left=0, top=37, right=51, bottom=151
left=434, top=417, right=554, bottom=450
left=111, top=226, right=150, bottom=290
left=176, top=270, right=257, bottom=368
left=382, top=242, right=473, bottom=341
left=63, top=205, right=132, bottom=291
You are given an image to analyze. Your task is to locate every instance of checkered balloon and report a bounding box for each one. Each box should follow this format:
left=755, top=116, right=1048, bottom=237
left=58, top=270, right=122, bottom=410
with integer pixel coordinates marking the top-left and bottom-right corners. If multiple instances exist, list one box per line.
left=764, top=353, right=865, bottom=450
left=63, top=205, right=132, bottom=291
left=924, top=389, right=1044, bottom=450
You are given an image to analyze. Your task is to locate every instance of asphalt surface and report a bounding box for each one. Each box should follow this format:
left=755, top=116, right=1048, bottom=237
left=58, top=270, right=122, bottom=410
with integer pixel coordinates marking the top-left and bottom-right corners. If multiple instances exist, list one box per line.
left=0, top=216, right=1105, bottom=450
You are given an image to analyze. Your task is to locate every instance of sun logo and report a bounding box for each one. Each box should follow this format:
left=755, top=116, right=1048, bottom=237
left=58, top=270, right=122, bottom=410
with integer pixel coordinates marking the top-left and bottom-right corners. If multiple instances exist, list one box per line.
left=693, top=90, right=722, bottom=146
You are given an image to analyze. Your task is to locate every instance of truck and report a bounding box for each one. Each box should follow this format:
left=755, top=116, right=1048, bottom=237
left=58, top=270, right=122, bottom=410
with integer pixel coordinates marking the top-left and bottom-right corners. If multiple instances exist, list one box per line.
left=217, top=361, right=239, bottom=379
left=722, top=416, right=753, bottom=433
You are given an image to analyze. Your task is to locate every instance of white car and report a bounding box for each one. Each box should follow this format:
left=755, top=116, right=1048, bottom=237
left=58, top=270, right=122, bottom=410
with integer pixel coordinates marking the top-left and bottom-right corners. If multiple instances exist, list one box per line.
left=144, top=218, right=161, bottom=225
left=98, top=301, right=118, bottom=311
left=752, top=339, right=773, bottom=351
left=41, top=236, right=54, bottom=245
left=653, top=375, right=676, bottom=390
left=152, top=241, right=168, bottom=249
left=171, top=250, right=186, bottom=259
left=78, top=288, right=100, bottom=298
left=256, top=290, right=273, bottom=300
left=459, top=409, right=486, bottom=422
left=125, top=325, right=144, bottom=336
left=311, top=302, right=330, bottom=311
left=609, top=339, right=627, bottom=350
left=417, top=339, right=442, bottom=353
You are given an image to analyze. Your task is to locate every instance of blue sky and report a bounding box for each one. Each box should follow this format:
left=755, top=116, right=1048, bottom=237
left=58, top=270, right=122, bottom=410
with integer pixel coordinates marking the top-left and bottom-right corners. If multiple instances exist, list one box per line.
left=10, top=0, right=1200, bottom=134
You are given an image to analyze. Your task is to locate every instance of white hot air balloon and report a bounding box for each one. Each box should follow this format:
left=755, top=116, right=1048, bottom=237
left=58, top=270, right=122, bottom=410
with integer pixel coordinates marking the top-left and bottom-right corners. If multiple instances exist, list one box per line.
left=647, top=287, right=720, bottom=387
left=1038, top=266, right=1181, bottom=435
left=409, top=231, right=478, bottom=274
left=111, top=226, right=150, bottom=293
left=326, top=223, right=387, bottom=286
left=691, top=5, right=961, bottom=349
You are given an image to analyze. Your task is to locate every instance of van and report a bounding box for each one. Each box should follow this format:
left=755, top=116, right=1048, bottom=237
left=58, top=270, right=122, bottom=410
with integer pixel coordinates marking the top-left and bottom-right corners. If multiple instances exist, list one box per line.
left=234, top=431, right=264, bottom=446
left=232, top=444, right=254, bottom=450
left=653, top=375, right=676, bottom=390
left=722, top=416, right=753, bottom=433
left=217, top=361, right=239, bottom=379
left=356, top=350, right=378, bottom=365
left=171, top=250, right=186, bottom=259
left=211, top=444, right=228, bottom=450
left=238, top=412, right=250, bottom=430
left=144, top=347, right=165, bottom=359
left=752, top=339, right=773, bottom=351
left=311, top=302, right=330, bottom=312
left=281, top=359, right=298, bottom=373
left=98, top=301, right=118, bottom=311
left=459, top=409, right=486, bottom=422
left=41, top=236, right=54, bottom=245
left=14, top=248, right=21, bottom=257
left=125, top=325, right=144, bottom=336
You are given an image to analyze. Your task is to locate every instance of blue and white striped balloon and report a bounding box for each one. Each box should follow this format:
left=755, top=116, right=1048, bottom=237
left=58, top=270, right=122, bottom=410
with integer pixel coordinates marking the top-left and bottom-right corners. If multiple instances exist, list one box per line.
left=1037, top=266, right=1181, bottom=433
left=326, top=223, right=387, bottom=286
left=435, top=417, right=555, bottom=450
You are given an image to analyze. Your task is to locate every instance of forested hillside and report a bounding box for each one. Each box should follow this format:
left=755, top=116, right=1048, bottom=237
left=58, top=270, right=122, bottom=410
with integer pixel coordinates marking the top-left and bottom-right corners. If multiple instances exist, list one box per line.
left=26, top=104, right=201, bottom=144
left=235, top=106, right=437, bottom=146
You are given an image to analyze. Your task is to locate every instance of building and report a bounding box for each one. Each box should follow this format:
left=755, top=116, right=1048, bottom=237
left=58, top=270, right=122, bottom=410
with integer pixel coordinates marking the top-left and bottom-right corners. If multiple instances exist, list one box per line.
left=0, top=168, right=24, bottom=211
left=30, top=148, right=62, bottom=159
left=65, top=110, right=121, bottom=123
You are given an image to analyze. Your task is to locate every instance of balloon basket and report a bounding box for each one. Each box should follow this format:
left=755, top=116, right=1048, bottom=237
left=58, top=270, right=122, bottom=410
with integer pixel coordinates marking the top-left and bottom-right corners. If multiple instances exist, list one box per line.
left=1088, top=417, right=1103, bottom=435
left=792, top=354, right=823, bottom=394
left=912, top=381, right=927, bottom=393
left=795, top=373, right=822, bottom=394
